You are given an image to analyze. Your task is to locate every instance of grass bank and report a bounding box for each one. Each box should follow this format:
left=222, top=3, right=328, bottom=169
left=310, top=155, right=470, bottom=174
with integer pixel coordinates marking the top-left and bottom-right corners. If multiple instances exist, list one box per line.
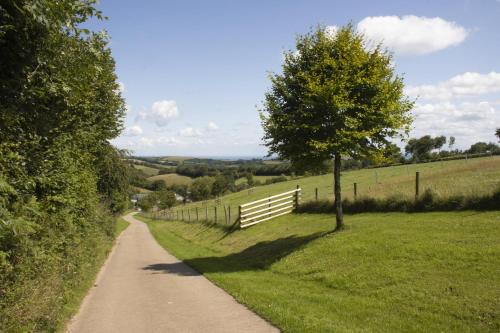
left=168, top=156, right=500, bottom=225
left=140, top=212, right=500, bottom=332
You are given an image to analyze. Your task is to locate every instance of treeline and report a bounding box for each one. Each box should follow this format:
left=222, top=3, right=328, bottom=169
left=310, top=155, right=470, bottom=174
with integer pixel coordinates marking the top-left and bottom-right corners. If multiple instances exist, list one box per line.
left=175, top=162, right=292, bottom=178
left=131, top=170, right=289, bottom=208
left=341, top=134, right=500, bottom=171
left=0, top=1, right=128, bottom=331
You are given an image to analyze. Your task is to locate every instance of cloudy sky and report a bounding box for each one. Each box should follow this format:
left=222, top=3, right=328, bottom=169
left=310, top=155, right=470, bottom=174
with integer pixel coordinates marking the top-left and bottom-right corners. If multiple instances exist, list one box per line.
left=88, top=0, right=500, bottom=157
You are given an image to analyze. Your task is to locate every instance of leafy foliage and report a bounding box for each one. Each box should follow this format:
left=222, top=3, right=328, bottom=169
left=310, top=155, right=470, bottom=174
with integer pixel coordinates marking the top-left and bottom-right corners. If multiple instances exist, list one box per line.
left=0, top=0, right=128, bottom=330
left=261, top=25, right=413, bottom=228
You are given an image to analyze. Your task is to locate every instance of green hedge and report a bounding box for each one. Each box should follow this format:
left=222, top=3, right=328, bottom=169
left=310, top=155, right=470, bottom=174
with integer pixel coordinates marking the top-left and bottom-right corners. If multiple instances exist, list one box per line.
left=297, top=187, right=500, bottom=214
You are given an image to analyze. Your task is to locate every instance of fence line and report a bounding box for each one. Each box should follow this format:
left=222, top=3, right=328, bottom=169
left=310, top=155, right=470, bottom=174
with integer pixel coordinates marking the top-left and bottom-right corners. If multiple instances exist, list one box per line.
left=239, top=186, right=300, bottom=228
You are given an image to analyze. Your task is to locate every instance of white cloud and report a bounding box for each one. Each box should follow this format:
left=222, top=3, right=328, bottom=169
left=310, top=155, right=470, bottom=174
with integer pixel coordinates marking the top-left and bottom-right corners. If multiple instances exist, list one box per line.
left=140, top=100, right=179, bottom=127
left=411, top=101, right=500, bottom=146
left=179, top=127, right=202, bottom=137
left=138, top=137, right=155, bottom=147
left=207, top=121, right=219, bottom=131
left=357, top=15, right=468, bottom=55
left=124, top=125, right=143, bottom=136
left=406, top=72, right=500, bottom=101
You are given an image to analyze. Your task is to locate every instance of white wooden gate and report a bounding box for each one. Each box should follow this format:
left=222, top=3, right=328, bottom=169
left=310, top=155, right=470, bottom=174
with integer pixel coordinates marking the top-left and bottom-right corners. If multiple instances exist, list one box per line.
left=238, top=187, right=301, bottom=228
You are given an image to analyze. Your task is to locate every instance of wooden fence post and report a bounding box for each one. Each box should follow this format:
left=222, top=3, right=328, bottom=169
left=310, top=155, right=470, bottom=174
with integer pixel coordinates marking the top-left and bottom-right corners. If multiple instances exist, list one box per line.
left=354, top=182, right=357, bottom=200
left=224, top=205, right=228, bottom=224
left=214, top=206, right=217, bottom=223
left=205, top=206, right=208, bottom=222
left=188, top=209, right=191, bottom=222
left=415, top=172, right=420, bottom=199
left=196, top=207, right=199, bottom=221
left=238, top=205, right=242, bottom=228
left=315, top=187, right=318, bottom=201
left=181, top=210, right=184, bottom=221
left=295, top=185, right=300, bottom=209
left=228, top=206, right=231, bottom=224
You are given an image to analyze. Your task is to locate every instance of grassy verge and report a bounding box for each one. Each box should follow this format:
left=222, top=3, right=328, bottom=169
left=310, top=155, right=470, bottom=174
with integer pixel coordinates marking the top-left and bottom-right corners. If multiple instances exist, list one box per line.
left=115, top=216, right=130, bottom=236
left=139, top=212, right=500, bottom=332
left=56, top=215, right=130, bottom=332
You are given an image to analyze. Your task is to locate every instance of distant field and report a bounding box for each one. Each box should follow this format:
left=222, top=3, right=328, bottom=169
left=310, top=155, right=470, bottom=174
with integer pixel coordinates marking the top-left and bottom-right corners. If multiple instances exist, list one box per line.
left=148, top=173, right=193, bottom=186
left=133, top=164, right=159, bottom=177
left=131, top=186, right=151, bottom=193
left=158, top=156, right=193, bottom=163
left=235, top=175, right=289, bottom=185
left=166, top=156, right=500, bottom=225
left=141, top=211, right=500, bottom=332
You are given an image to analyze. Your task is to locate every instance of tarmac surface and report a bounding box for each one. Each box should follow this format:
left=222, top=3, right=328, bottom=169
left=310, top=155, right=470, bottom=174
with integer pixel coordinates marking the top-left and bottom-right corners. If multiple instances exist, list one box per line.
left=66, top=212, right=278, bottom=333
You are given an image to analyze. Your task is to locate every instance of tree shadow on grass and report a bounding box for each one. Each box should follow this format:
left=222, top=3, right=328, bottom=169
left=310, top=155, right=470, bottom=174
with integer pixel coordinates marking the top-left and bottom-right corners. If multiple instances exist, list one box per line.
left=143, top=229, right=336, bottom=276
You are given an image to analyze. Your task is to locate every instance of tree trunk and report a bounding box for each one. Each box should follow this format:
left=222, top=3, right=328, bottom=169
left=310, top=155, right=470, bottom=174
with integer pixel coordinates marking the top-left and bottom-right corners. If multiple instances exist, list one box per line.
left=334, top=153, right=343, bottom=230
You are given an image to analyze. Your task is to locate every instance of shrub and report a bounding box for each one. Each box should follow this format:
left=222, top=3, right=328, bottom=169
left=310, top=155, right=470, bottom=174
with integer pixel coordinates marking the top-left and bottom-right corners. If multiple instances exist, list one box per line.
left=297, top=186, right=500, bottom=215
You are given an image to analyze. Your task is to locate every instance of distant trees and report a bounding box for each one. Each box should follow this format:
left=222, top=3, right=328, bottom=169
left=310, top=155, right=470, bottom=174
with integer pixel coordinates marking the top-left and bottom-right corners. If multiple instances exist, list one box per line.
left=190, top=177, right=216, bottom=201
left=448, top=136, right=456, bottom=150
left=467, top=142, right=499, bottom=154
left=496, top=129, right=500, bottom=142
left=261, top=25, right=413, bottom=230
left=405, top=135, right=447, bottom=161
left=137, top=190, right=176, bottom=212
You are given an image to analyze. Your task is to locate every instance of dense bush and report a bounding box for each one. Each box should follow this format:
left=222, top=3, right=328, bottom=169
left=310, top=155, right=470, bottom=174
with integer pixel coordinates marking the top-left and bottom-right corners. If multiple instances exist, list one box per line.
left=0, top=1, right=128, bottom=330
left=297, top=187, right=500, bottom=214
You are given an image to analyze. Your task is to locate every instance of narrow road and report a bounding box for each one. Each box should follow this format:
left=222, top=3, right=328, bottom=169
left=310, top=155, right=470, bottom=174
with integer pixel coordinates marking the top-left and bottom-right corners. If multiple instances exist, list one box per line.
left=67, top=213, right=278, bottom=333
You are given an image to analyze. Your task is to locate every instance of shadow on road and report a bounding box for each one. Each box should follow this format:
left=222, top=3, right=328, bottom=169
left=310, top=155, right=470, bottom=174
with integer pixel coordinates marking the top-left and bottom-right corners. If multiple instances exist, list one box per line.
left=142, top=230, right=335, bottom=276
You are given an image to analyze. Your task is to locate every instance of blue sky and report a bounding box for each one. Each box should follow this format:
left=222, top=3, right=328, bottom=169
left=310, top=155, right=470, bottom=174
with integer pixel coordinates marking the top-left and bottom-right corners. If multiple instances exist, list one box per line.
left=88, top=0, right=500, bottom=157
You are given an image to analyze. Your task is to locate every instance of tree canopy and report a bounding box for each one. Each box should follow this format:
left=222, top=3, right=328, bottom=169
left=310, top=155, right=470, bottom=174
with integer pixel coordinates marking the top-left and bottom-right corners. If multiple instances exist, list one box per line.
left=261, top=25, right=413, bottom=229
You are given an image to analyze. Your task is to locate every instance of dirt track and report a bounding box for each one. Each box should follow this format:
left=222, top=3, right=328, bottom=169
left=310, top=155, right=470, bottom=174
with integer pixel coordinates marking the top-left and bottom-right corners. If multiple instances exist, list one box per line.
left=66, top=213, right=278, bottom=333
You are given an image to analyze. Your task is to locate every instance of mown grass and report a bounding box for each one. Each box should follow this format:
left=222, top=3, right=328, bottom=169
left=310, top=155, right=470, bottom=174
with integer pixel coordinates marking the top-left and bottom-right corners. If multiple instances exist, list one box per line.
left=148, top=173, right=193, bottom=186
left=140, top=211, right=500, bottom=332
left=169, top=156, right=500, bottom=225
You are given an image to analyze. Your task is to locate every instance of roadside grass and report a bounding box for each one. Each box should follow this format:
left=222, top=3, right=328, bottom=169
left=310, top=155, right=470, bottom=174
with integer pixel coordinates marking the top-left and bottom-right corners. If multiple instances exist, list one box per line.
left=115, top=216, right=130, bottom=236
left=132, top=163, right=160, bottom=176
left=170, top=156, right=500, bottom=224
left=140, top=211, right=500, bottom=332
left=57, top=216, right=129, bottom=332
left=148, top=173, right=193, bottom=186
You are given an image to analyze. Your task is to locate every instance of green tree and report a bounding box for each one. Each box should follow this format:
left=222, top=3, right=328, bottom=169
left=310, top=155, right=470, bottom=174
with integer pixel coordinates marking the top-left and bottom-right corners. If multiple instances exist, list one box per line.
left=261, top=25, right=413, bottom=230
left=496, top=129, right=500, bottom=142
left=190, top=177, right=215, bottom=201
left=448, top=136, right=456, bottom=150
left=405, top=135, right=445, bottom=161
left=156, top=190, right=177, bottom=210
left=246, top=173, right=255, bottom=186
left=212, top=174, right=229, bottom=196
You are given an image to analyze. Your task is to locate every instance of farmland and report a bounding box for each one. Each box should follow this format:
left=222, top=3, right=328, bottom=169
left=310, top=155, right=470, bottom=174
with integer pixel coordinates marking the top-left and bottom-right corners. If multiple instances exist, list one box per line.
left=164, top=156, right=500, bottom=225
left=139, top=211, right=500, bottom=332
left=148, top=173, right=193, bottom=186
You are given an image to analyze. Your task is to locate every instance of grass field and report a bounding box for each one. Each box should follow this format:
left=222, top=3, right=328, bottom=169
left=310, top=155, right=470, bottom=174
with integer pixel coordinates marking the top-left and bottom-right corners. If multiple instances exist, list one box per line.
left=140, top=211, right=500, bottom=332
left=148, top=173, right=193, bottom=186
left=133, top=164, right=160, bottom=177
left=166, top=156, right=500, bottom=225
left=235, top=175, right=289, bottom=185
